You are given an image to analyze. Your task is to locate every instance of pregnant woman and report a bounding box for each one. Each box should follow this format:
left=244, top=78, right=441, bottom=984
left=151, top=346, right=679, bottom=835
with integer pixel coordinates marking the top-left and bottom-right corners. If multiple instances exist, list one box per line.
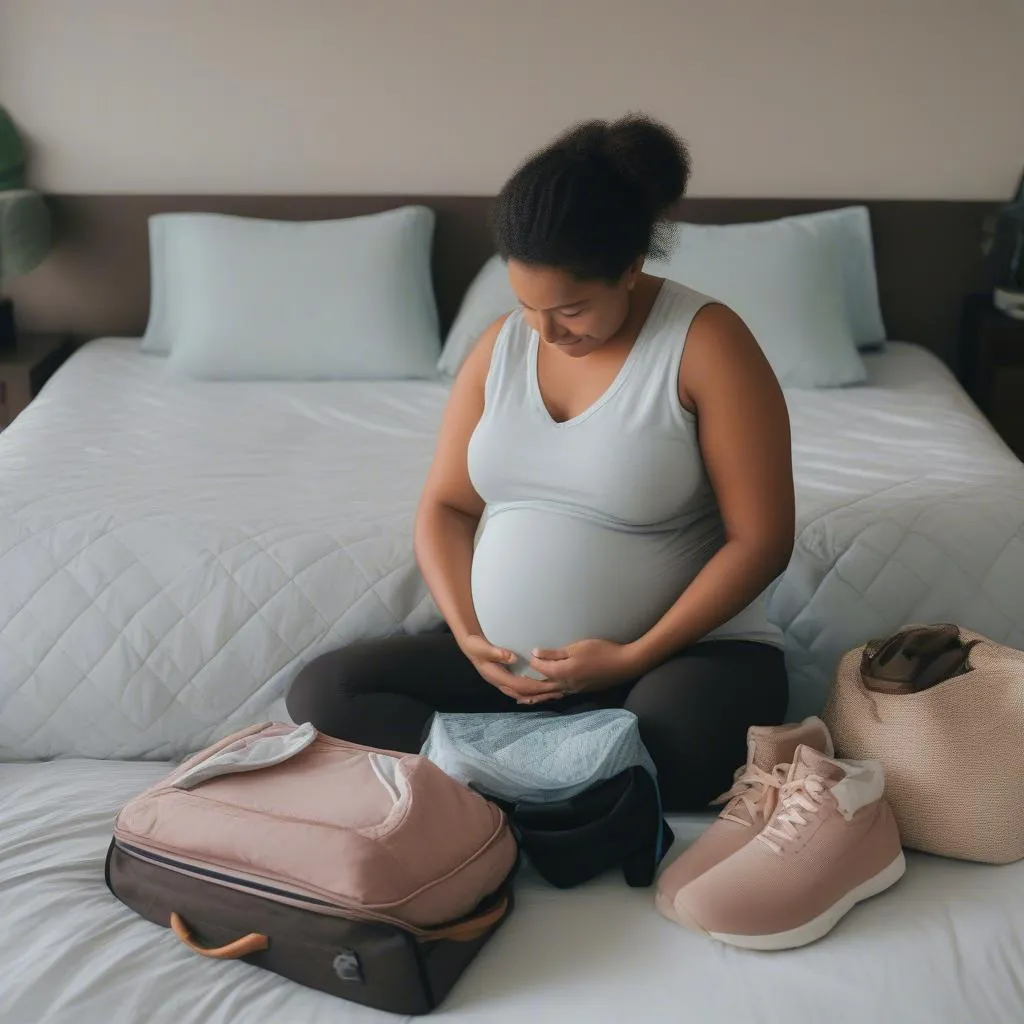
left=287, top=115, right=794, bottom=810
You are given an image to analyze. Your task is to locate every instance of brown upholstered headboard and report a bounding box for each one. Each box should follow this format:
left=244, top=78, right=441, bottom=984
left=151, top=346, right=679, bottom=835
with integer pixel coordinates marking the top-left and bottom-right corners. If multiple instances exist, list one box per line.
left=9, top=195, right=994, bottom=371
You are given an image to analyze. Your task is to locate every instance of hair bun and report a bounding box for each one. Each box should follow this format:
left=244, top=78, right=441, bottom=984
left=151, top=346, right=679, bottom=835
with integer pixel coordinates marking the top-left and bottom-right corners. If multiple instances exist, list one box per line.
left=602, top=114, right=690, bottom=213
left=493, top=114, right=691, bottom=279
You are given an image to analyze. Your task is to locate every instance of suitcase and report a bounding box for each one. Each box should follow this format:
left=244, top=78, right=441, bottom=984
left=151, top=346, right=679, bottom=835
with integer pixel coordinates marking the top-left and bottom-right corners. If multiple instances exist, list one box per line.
left=106, top=723, right=518, bottom=1015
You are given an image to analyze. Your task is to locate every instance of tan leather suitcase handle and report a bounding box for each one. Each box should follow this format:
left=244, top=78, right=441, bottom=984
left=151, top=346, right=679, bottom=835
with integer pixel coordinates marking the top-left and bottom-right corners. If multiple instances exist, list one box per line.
left=421, top=895, right=509, bottom=943
left=170, top=912, right=269, bottom=959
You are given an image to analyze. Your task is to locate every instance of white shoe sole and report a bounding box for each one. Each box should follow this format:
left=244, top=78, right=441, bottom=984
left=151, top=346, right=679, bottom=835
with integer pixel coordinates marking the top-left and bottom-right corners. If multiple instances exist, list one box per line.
left=708, top=851, right=907, bottom=951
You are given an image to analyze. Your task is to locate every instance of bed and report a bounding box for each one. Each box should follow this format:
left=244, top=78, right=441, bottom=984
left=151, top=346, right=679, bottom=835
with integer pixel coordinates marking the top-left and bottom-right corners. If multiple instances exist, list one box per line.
left=2, top=195, right=1022, bottom=1023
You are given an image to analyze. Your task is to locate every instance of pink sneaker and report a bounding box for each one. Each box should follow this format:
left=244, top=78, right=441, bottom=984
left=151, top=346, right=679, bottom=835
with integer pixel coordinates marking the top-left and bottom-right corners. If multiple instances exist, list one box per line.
left=662, top=744, right=905, bottom=949
left=655, top=717, right=833, bottom=921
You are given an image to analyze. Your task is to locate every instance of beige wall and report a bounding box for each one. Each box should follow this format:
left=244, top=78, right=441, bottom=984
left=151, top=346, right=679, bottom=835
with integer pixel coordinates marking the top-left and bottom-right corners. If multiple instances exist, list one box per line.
left=1, top=0, right=1021, bottom=199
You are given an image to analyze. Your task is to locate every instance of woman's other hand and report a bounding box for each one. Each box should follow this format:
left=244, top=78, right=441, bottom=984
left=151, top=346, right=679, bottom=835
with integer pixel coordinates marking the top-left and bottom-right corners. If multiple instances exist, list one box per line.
left=528, top=638, right=639, bottom=695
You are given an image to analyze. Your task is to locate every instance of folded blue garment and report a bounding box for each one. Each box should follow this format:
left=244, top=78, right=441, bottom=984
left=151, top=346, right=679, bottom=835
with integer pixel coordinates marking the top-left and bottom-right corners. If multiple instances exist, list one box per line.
left=420, top=708, right=656, bottom=804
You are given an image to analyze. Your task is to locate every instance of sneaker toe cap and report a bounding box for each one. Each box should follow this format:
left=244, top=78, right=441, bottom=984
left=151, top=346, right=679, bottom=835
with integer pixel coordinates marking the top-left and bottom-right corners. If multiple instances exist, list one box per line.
left=656, top=824, right=749, bottom=901
left=655, top=888, right=708, bottom=934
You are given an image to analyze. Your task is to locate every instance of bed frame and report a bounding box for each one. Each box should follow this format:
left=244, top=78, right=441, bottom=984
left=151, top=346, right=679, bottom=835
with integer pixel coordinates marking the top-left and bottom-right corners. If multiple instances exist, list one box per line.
left=9, top=195, right=995, bottom=371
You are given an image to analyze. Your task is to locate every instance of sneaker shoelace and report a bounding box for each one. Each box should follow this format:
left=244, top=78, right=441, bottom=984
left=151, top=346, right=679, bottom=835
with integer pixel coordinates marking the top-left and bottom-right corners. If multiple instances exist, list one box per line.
left=712, top=763, right=787, bottom=827
left=755, top=775, right=827, bottom=855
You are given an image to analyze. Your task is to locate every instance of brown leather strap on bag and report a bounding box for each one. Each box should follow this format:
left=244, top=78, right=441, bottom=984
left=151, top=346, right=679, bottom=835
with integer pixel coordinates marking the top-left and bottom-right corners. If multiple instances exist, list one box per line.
left=861, top=623, right=977, bottom=694
left=418, top=895, right=510, bottom=943
left=170, top=912, right=269, bottom=959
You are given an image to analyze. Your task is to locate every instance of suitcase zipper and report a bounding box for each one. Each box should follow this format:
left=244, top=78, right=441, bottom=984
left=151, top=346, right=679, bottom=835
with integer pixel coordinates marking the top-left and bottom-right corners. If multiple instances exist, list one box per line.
left=114, top=838, right=427, bottom=931
left=117, top=841, right=339, bottom=909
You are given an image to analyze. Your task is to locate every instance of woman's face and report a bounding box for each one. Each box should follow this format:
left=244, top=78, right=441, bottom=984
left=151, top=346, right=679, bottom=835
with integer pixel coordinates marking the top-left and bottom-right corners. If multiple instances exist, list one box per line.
left=507, top=260, right=639, bottom=358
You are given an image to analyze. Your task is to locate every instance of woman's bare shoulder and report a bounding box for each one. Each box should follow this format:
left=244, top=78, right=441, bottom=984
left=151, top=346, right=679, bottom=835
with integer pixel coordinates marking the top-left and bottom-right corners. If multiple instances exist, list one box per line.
left=678, top=302, right=778, bottom=411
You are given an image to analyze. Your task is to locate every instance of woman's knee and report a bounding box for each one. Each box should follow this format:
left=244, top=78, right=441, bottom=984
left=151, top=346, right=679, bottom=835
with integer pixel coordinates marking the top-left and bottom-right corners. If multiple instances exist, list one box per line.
left=285, top=632, right=464, bottom=733
left=285, top=643, right=378, bottom=726
left=286, top=638, right=445, bottom=752
left=625, top=689, right=741, bottom=809
left=623, top=642, right=788, bottom=810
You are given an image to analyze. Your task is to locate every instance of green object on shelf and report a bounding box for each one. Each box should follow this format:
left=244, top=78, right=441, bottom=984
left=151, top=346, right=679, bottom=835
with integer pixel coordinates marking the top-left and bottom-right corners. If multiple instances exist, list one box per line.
left=0, top=190, right=51, bottom=281
left=0, top=107, right=27, bottom=191
left=0, top=108, right=51, bottom=284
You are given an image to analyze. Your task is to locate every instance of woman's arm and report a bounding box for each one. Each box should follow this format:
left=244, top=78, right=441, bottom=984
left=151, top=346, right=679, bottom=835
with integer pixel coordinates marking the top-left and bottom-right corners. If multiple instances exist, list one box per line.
left=624, top=302, right=794, bottom=673
left=415, top=318, right=566, bottom=703
left=414, top=318, right=501, bottom=645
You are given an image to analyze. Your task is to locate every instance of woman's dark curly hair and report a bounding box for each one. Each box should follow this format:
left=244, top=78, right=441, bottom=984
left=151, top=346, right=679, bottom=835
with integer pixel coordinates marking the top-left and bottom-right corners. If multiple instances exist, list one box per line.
left=491, top=114, right=691, bottom=282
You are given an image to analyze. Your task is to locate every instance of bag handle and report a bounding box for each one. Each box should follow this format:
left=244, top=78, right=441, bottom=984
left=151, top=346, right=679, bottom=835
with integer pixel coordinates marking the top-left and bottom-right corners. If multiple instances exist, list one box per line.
left=170, top=912, right=269, bottom=959
left=419, top=895, right=510, bottom=943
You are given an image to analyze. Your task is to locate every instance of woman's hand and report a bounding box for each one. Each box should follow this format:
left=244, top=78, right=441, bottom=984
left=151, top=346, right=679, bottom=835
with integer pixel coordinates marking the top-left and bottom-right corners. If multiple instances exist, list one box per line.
left=528, top=639, right=640, bottom=697
left=459, top=635, right=567, bottom=705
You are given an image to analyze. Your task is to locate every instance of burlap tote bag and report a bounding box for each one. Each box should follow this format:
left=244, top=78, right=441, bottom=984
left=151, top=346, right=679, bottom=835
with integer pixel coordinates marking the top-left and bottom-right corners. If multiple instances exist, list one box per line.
left=822, top=623, right=1024, bottom=864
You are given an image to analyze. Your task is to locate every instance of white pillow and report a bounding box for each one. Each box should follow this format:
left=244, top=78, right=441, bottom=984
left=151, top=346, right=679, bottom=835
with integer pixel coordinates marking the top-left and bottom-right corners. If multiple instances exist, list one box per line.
left=436, top=206, right=885, bottom=380
left=143, top=207, right=441, bottom=380
left=650, top=217, right=867, bottom=388
left=140, top=214, right=173, bottom=354
left=437, top=254, right=517, bottom=378
left=762, top=205, right=886, bottom=347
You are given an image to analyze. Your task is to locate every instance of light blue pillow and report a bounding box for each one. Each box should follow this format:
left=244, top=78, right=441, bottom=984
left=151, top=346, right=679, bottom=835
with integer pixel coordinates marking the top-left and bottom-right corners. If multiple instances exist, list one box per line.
left=144, top=207, right=441, bottom=380
left=793, top=205, right=886, bottom=347
left=437, top=254, right=515, bottom=378
left=650, top=216, right=867, bottom=388
left=680, top=205, right=885, bottom=348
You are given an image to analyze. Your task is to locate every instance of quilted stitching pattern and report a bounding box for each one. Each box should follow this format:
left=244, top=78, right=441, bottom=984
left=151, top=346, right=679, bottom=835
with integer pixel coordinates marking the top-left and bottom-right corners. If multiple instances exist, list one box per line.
left=1, top=342, right=447, bottom=759
left=771, top=345, right=1024, bottom=719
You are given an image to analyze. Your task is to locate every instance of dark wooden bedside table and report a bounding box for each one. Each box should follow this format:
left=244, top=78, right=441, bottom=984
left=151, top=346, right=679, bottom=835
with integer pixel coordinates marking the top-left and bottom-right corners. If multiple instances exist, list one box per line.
left=0, top=334, right=77, bottom=429
left=959, top=293, right=1024, bottom=459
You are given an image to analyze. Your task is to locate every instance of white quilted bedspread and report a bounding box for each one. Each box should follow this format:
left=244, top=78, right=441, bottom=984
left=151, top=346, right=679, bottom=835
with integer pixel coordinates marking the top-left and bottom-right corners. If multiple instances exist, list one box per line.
left=0, top=341, right=447, bottom=759
left=1, top=339, right=1022, bottom=759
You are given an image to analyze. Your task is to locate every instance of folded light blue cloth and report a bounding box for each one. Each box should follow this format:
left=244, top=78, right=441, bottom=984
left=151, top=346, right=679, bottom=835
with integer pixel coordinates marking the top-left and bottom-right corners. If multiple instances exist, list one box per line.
left=420, top=708, right=656, bottom=804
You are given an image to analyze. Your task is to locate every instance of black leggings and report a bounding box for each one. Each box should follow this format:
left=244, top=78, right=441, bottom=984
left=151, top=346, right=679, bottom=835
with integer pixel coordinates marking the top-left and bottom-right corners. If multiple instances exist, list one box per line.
left=285, top=633, right=788, bottom=812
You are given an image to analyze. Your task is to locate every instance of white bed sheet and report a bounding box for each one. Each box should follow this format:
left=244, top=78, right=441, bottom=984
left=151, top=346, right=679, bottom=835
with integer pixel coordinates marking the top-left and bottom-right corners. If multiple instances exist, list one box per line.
left=1, top=758, right=1021, bottom=1024
left=2, top=339, right=1023, bottom=760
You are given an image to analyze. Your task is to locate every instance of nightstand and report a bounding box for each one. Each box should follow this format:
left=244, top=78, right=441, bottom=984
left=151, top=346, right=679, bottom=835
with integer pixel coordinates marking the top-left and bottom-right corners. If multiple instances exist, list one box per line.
left=959, top=293, right=1024, bottom=459
left=0, top=334, right=77, bottom=429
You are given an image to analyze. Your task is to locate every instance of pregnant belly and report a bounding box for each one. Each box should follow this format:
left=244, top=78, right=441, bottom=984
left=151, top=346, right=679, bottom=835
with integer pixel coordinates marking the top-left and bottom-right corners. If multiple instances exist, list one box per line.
left=471, top=506, right=721, bottom=675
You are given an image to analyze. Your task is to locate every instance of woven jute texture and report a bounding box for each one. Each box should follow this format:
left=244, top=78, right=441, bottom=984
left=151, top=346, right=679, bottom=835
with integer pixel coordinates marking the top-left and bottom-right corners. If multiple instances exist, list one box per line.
left=823, top=625, right=1024, bottom=864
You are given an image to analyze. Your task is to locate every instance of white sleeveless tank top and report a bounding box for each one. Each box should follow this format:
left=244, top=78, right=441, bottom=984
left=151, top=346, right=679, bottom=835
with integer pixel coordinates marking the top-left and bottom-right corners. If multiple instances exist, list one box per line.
left=467, top=278, right=782, bottom=675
